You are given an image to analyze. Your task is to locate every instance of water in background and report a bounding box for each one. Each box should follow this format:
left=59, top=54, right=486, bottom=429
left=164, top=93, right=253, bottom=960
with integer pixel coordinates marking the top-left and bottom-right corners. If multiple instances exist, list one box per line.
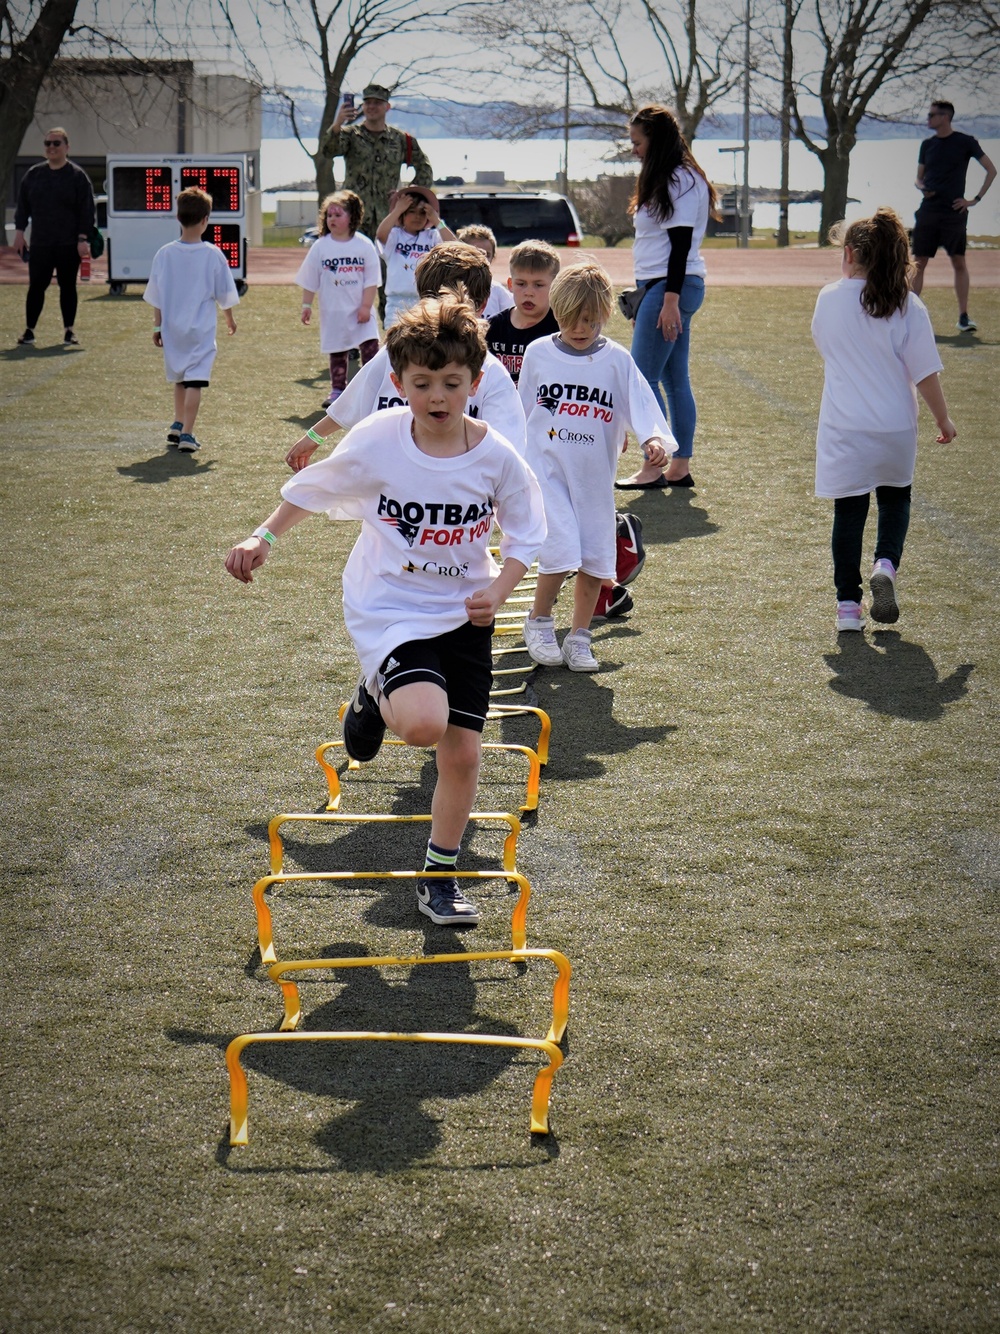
left=262, top=135, right=1000, bottom=238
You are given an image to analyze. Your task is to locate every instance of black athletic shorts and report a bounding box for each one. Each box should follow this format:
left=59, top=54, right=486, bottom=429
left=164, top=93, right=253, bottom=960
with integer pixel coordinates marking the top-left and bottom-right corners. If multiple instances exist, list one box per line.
left=179, top=379, right=210, bottom=389
left=912, top=209, right=968, bottom=259
left=376, top=620, right=494, bottom=733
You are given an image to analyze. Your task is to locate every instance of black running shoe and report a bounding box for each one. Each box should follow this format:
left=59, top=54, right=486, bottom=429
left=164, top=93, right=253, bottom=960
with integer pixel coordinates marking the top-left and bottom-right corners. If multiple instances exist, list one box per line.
left=342, top=676, right=386, bottom=761
left=17, top=329, right=35, bottom=345
left=416, top=876, right=480, bottom=926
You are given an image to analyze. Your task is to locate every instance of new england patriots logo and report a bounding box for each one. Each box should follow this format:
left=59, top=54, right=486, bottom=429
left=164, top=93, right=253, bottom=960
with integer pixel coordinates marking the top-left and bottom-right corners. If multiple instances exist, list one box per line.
left=536, top=388, right=561, bottom=414
left=381, top=516, right=420, bottom=546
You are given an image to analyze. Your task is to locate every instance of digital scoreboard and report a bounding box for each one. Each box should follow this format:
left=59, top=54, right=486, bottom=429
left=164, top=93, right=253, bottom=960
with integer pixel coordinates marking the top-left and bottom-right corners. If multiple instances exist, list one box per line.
left=105, top=155, right=249, bottom=291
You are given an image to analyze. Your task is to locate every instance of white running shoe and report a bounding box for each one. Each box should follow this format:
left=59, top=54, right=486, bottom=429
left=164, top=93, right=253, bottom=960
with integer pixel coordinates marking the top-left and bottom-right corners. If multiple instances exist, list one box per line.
left=869, top=559, right=899, bottom=623
left=523, top=615, right=563, bottom=666
left=562, top=628, right=599, bottom=671
left=836, top=600, right=865, bottom=632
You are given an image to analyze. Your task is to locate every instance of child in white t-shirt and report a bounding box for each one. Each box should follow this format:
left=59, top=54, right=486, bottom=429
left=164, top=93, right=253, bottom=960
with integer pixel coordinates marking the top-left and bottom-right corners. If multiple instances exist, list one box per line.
left=296, top=190, right=380, bottom=408
left=455, top=225, right=515, bottom=320
left=377, top=186, right=455, bottom=328
left=519, top=261, right=675, bottom=672
left=225, top=294, right=545, bottom=928
left=812, top=207, right=955, bottom=633
left=145, top=186, right=239, bottom=453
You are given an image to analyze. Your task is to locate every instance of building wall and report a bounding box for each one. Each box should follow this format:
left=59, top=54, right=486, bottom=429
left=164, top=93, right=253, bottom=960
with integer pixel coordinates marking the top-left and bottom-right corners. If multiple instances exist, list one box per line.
left=12, top=62, right=263, bottom=243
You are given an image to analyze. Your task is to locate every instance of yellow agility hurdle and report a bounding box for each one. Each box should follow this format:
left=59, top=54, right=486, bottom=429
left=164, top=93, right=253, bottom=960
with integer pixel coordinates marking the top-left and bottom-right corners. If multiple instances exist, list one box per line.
left=267, top=947, right=571, bottom=1042
left=252, top=868, right=533, bottom=965
left=267, top=810, right=521, bottom=876
left=487, top=704, right=551, bottom=765
left=225, top=1029, right=563, bottom=1144
left=316, top=738, right=541, bottom=813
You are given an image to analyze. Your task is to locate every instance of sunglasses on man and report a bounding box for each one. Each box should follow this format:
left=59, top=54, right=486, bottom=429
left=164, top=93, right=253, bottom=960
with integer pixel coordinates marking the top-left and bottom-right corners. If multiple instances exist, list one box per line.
left=44, top=139, right=66, bottom=147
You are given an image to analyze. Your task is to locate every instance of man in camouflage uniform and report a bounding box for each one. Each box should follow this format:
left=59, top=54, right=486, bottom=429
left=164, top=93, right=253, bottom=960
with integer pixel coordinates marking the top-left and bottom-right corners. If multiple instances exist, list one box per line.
left=322, top=82, right=434, bottom=242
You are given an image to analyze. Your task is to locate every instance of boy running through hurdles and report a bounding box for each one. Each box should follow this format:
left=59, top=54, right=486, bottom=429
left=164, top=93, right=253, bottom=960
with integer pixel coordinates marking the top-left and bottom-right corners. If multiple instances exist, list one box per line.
left=226, top=294, right=545, bottom=927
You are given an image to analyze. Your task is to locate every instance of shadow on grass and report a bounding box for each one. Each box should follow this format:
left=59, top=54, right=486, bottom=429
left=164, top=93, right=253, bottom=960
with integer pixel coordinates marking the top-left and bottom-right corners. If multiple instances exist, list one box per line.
left=824, top=631, right=974, bottom=720
left=0, top=343, right=83, bottom=360
left=170, top=937, right=558, bottom=1172
left=616, top=485, right=719, bottom=548
left=117, top=451, right=217, bottom=483
left=521, top=668, right=676, bottom=781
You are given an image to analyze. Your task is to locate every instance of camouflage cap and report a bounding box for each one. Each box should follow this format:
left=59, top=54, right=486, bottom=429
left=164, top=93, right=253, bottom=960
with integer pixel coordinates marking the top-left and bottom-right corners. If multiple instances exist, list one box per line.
left=362, top=83, right=392, bottom=102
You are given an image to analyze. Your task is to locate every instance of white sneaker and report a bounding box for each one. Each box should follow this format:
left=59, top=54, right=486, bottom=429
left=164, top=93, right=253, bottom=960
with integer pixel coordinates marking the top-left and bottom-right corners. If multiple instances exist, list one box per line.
left=836, top=600, right=865, bottom=632
left=869, top=559, right=899, bottom=623
left=562, top=628, right=599, bottom=672
left=523, top=615, right=563, bottom=666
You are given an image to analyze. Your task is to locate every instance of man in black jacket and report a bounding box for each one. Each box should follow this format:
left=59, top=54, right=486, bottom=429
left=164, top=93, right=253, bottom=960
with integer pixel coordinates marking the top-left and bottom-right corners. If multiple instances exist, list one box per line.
left=13, top=127, right=96, bottom=346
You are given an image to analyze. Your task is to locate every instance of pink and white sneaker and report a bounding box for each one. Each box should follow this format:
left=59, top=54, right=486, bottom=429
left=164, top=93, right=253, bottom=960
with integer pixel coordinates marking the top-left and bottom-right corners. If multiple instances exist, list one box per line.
left=836, top=600, right=865, bottom=632
left=869, top=559, right=899, bottom=623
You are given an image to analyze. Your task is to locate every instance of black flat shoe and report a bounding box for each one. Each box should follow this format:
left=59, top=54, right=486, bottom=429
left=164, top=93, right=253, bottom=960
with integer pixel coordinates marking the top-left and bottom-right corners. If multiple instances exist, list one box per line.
left=614, top=475, right=668, bottom=490
left=664, top=473, right=694, bottom=487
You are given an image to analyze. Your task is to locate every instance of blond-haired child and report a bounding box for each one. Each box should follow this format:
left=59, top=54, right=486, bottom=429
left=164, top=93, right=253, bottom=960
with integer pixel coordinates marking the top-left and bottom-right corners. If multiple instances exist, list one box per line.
left=518, top=261, right=675, bottom=671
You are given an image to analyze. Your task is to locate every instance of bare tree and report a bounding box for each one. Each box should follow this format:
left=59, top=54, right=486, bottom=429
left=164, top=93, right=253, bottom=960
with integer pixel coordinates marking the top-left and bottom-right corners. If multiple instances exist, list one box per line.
left=0, top=0, right=81, bottom=207
left=236, top=0, right=488, bottom=199
left=470, top=0, right=747, bottom=144
left=570, top=173, right=637, bottom=246
left=782, top=0, right=1000, bottom=241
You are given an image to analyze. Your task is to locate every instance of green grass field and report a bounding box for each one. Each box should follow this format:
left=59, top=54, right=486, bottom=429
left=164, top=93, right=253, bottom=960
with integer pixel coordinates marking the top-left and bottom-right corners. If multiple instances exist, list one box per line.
left=1, top=283, right=997, bottom=1332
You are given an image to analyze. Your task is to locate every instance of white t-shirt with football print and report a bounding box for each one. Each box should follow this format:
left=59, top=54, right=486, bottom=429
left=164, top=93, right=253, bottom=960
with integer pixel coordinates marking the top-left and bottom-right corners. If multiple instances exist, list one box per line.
left=294, top=233, right=381, bottom=352
left=280, top=407, right=546, bottom=688
left=329, top=346, right=527, bottom=455
left=379, top=226, right=442, bottom=298
left=518, top=335, right=675, bottom=578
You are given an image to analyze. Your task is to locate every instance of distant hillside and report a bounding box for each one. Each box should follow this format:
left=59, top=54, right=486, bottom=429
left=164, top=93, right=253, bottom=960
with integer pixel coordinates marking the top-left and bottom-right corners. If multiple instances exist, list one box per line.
left=263, top=93, right=1000, bottom=142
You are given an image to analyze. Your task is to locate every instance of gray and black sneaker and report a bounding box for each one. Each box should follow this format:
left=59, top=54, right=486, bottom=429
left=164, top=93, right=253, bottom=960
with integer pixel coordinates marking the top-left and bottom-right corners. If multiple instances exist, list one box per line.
left=957, top=313, right=977, bottom=332
left=16, top=328, right=35, bottom=346
left=416, top=876, right=480, bottom=926
left=342, top=676, right=386, bottom=762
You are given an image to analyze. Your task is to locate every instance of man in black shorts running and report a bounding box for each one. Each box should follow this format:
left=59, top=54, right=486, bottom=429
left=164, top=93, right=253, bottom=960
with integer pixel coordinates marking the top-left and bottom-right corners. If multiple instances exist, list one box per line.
left=911, top=100, right=996, bottom=332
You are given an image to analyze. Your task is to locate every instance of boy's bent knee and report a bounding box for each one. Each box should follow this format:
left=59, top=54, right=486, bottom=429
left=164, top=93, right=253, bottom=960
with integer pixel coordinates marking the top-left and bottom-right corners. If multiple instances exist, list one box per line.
left=381, top=680, right=449, bottom=747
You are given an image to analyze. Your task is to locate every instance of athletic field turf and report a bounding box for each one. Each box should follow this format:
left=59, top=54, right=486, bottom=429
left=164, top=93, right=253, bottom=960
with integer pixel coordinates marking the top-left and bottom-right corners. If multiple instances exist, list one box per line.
left=2, top=284, right=997, bottom=1331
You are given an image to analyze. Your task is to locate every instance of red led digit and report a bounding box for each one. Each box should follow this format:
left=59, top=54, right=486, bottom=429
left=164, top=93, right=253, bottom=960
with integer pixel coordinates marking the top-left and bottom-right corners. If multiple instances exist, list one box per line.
left=181, top=167, right=209, bottom=192
left=146, top=166, right=171, bottom=210
left=210, top=225, right=240, bottom=268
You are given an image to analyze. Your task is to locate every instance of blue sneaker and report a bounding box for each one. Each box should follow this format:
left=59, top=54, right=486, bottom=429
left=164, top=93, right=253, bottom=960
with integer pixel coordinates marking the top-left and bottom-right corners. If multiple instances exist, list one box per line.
left=342, top=676, right=386, bottom=762
left=167, top=421, right=183, bottom=445
left=416, top=877, right=480, bottom=926
left=178, top=432, right=200, bottom=452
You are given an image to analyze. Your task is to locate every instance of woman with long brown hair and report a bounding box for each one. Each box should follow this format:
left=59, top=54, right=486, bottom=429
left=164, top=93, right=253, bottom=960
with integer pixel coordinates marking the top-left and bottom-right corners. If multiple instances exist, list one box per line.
left=616, top=104, right=717, bottom=490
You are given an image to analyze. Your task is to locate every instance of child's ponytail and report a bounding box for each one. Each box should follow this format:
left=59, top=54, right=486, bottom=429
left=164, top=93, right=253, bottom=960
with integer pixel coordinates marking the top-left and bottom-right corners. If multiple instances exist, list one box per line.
left=830, top=207, right=913, bottom=319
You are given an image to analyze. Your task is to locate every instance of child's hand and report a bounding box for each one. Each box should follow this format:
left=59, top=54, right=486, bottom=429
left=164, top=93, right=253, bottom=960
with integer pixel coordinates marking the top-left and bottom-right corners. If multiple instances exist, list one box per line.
left=465, top=587, right=501, bottom=626
left=936, top=417, right=957, bottom=443
left=226, top=319, right=237, bottom=336
left=153, top=331, right=162, bottom=348
left=301, top=306, right=312, bottom=325
left=225, top=537, right=270, bottom=584
left=357, top=306, right=372, bottom=324
left=642, top=438, right=670, bottom=467
left=285, top=435, right=319, bottom=472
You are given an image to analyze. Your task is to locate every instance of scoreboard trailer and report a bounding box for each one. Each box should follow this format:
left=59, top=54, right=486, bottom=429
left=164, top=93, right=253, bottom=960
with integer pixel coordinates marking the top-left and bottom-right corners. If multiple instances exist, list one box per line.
left=105, top=154, right=249, bottom=294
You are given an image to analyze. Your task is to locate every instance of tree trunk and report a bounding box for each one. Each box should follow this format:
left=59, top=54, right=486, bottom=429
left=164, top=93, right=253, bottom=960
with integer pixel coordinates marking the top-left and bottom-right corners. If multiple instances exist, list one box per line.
left=0, top=0, right=81, bottom=216
left=818, top=140, right=854, bottom=244
left=312, top=80, right=344, bottom=204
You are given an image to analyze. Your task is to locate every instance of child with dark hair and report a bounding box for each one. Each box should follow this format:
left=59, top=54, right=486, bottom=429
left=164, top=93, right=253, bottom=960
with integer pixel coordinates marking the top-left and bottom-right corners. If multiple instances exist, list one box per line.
left=813, top=207, right=956, bottom=632
left=377, top=185, right=455, bottom=327
left=296, top=190, right=380, bottom=408
left=145, top=186, right=239, bottom=452
left=285, top=242, right=526, bottom=469
left=226, top=293, right=545, bottom=927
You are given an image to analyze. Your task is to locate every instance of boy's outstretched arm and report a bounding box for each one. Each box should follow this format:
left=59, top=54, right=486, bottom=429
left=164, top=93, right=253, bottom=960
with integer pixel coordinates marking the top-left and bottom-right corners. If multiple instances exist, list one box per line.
left=916, top=372, right=956, bottom=443
left=465, top=559, right=529, bottom=626
left=225, top=500, right=312, bottom=583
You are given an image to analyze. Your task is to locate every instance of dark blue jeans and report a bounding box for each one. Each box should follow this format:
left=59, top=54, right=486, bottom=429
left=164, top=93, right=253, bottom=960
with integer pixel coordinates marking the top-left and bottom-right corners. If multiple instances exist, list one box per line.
left=832, top=486, right=911, bottom=602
